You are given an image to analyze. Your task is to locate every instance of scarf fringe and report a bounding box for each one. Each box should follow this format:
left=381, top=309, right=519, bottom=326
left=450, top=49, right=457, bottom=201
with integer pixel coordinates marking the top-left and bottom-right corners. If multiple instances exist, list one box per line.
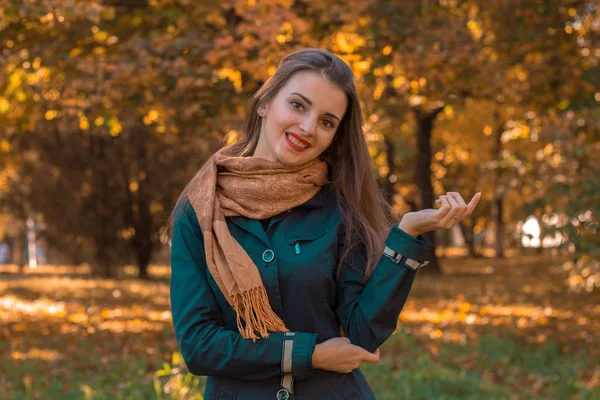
left=233, top=286, right=289, bottom=341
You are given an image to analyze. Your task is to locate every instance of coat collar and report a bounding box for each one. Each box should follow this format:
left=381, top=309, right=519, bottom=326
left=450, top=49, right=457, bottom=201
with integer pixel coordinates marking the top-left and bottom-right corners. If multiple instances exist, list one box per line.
left=299, top=183, right=335, bottom=209
left=226, top=183, right=336, bottom=245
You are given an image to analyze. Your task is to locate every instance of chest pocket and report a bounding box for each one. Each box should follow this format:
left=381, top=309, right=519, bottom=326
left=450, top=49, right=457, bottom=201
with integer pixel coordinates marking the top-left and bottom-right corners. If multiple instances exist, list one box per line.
left=282, top=228, right=337, bottom=288
left=286, top=229, right=331, bottom=263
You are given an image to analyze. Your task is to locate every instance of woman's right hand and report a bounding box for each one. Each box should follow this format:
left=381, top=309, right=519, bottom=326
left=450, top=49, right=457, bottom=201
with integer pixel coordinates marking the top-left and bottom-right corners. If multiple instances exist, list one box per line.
left=311, top=337, right=380, bottom=373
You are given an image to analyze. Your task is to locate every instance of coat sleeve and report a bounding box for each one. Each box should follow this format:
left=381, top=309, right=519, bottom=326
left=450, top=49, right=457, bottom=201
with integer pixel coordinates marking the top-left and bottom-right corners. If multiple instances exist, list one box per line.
left=334, top=225, right=433, bottom=353
left=169, top=199, right=317, bottom=381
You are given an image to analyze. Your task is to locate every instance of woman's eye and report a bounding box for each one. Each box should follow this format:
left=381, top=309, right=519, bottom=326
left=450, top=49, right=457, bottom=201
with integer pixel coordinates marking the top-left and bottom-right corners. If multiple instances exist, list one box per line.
left=322, top=120, right=334, bottom=128
left=290, top=101, right=303, bottom=110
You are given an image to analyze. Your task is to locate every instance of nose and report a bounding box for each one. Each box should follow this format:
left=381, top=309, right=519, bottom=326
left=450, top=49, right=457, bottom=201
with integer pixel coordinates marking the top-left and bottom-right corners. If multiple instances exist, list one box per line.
left=298, top=114, right=318, bottom=136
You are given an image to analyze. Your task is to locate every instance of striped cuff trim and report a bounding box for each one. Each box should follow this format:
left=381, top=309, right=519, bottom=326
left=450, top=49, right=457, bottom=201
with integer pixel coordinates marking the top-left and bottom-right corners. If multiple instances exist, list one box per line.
left=281, top=332, right=295, bottom=394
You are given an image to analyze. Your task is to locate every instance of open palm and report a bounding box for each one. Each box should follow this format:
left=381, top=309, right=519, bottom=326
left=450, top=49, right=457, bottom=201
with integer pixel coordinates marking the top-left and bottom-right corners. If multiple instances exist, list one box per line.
left=399, top=192, right=481, bottom=236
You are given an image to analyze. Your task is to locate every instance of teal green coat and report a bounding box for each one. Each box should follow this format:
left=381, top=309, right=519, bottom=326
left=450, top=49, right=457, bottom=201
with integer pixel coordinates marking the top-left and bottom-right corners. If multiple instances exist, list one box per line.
left=170, top=184, right=432, bottom=399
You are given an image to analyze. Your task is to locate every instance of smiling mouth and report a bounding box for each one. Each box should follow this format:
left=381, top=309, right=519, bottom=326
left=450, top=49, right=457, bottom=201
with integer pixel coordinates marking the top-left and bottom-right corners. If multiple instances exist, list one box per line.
left=285, top=132, right=311, bottom=149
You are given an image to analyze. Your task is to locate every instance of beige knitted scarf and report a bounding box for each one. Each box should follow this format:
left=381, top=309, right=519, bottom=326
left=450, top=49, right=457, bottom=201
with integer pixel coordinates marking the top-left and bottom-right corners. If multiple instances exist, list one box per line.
left=187, top=147, right=329, bottom=340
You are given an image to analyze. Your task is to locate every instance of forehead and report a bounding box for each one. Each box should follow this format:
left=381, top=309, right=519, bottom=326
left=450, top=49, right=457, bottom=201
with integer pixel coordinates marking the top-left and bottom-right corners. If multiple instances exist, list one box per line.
left=279, top=70, right=348, bottom=118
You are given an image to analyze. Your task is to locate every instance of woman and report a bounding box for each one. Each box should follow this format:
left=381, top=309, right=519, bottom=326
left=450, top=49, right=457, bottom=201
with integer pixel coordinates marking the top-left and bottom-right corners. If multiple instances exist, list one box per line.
left=168, top=48, right=480, bottom=400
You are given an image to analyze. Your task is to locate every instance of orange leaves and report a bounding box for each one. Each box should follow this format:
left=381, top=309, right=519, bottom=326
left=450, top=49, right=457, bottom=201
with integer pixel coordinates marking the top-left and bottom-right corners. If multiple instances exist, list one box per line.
left=400, top=254, right=600, bottom=354
left=214, top=67, right=243, bottom=92
left=332, top=31, right=367, bottom=54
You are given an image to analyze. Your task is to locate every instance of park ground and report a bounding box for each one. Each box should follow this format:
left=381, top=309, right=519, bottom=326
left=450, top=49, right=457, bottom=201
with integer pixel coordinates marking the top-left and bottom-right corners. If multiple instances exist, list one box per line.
left=1, top=251, right=599, bottom=399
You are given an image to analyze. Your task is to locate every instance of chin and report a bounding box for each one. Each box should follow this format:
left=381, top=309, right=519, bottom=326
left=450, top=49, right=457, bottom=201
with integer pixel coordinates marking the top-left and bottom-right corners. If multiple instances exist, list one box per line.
left=279, top=152, right=316, bottom=166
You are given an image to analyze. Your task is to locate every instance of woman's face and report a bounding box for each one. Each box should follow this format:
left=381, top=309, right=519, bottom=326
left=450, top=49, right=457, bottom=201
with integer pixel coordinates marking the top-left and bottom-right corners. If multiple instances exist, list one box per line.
left=253, top=70, right=348, bottom=166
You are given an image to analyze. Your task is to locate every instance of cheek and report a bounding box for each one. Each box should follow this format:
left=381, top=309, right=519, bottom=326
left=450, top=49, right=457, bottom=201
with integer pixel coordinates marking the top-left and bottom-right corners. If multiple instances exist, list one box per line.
left=268, top=109, right=295, bottom=136
left=317, top=131, right=336, bottom=151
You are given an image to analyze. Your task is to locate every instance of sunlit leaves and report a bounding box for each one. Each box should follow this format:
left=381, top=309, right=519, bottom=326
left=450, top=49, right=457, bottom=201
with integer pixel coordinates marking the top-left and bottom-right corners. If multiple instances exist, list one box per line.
left=2, top=260, right=598, bottom=397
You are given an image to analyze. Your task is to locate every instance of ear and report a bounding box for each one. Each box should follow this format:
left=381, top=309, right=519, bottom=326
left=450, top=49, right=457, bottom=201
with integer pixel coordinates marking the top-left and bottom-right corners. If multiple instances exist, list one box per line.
left=257, top=104, right=269, bottom=116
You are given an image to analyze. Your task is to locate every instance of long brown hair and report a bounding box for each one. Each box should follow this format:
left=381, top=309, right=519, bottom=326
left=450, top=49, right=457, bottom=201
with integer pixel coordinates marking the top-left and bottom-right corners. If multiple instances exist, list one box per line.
left=168, top=48, right=393, bottom=280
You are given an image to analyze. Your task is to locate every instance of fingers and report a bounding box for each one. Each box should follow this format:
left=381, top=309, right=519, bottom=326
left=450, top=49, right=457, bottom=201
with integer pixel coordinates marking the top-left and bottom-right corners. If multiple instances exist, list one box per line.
left=467, top=192, right=482, bottom=213
left=435, top=195, right=451, bottom=216
left=447, top=192, right=468, bottom=219
left=439, top=194, right=461, bottom=227
left=363, top=350, right=380, bottom=363
left=359, top=347, right=380, bottom=363
left=435, top=192, right=481, bottom=226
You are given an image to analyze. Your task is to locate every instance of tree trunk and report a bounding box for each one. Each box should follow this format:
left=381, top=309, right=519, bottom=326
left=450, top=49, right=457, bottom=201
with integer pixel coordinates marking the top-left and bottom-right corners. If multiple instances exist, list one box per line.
left=459, top=222, right=480, bottom=258
left=120, top=126, right=156, bottom=280
left=91, top=134, right=115, bottom=279
left=413, top=104, right=445, bottom=273
left=135, top=190, right=154, bottom=280
left=493, top=112, right=505, bottom=259
left=95, top=250, right=112, bottom=278
left=8, top=234, right=26, bottom=272
left=136, top=240, right=153, bottom=279
left=382, top=135, right=396, bottom=206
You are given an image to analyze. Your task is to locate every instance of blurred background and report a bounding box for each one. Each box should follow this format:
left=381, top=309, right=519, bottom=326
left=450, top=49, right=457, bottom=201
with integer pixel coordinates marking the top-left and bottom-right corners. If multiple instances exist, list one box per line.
left=0, top=0, right=598, bottom=399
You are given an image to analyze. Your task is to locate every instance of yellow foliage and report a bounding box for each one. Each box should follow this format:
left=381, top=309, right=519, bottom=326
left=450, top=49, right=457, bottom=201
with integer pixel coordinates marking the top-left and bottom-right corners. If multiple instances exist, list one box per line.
left=333, top=32, right=366, bottom=53
left=373, top=80, right=385, bottom=100
left=558, top=100, right=569, bottom=110
left=79, top=116, right=89, bottom=130
left=206, top=11, right=227, bottom=27
left=94, top=30, right=109, bottom=42
left=15, top=90, right=26, bottom=102
left=0, top=97, right=9, bottom=114
left=45, top=110, right=58, bottom=120
left=382, top=45, right=392, bottom=55
left=108, top=118, right=122, bottom=137
left=277, top=22, right=293, bottom=44
left=0, top=140, right=11, bottom=152
left=7, top=70, right=25, bottom=96
left=26, top=72, right=39, bottom=85
left=467, top=20, right=483, bottom=41
left=70, top=48, right=82, bottom=57
left=353, top=59, right=372, bottom=78
left=392, top=76, right=406, bottom=89
left=216, top=67, right=243, bottom=91
left=144, top=109, right=159, bottom=125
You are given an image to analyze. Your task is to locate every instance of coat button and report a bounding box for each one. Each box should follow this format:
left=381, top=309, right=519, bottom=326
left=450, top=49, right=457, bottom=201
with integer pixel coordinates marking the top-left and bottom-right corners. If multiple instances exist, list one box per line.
left=276, top=389, right=289, bottom=400
left=262, top=249, right=275, bottom=263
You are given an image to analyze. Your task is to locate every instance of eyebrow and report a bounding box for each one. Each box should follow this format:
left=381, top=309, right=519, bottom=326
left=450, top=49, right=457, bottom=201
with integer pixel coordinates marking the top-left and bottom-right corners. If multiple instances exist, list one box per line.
left=290, top=92, right=341, bottom=122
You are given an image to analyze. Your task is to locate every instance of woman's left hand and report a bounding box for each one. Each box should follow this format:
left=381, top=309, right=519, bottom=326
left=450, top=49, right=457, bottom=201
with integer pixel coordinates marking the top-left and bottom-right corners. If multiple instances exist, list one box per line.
left=398, top=192, right=481, bottom=237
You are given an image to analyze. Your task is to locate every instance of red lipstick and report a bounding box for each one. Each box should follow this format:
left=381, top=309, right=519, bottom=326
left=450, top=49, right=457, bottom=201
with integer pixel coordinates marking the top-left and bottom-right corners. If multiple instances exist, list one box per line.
left=285, top=132, right=311, bottom=152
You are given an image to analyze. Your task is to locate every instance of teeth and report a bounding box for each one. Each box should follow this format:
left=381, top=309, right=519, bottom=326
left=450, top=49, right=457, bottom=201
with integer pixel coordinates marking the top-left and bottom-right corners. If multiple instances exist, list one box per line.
left=287, top=133, right=308, bottom=149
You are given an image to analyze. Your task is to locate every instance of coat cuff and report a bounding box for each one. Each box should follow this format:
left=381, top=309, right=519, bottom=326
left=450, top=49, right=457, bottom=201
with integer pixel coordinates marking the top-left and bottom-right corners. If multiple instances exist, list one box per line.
left=289, top=332, right=317, bottom=381
left=386, top=226, right=433, bottom=262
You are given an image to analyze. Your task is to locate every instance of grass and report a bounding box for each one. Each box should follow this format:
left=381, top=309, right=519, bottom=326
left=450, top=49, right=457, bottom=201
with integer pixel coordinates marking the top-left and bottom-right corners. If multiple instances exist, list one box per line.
left=1, top=253, right=598, bottom=399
